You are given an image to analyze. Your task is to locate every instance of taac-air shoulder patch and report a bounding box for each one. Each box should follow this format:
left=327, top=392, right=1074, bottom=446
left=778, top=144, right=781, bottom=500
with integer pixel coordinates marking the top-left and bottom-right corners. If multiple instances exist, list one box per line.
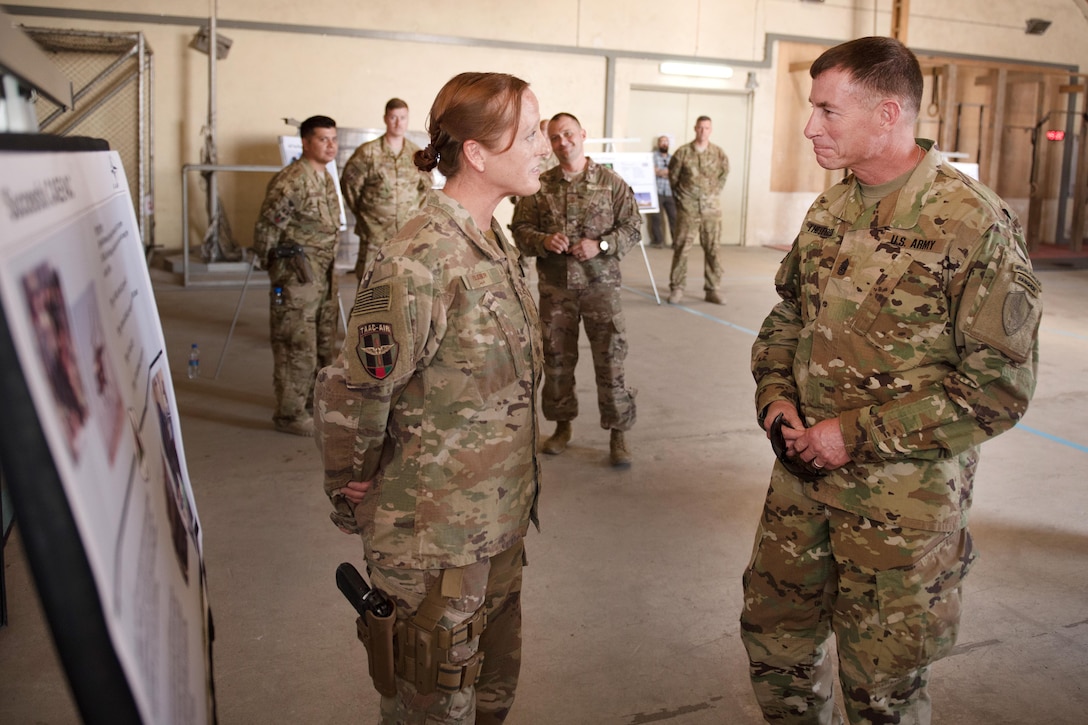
left=356, top=321, right=399, bottom=380
left=345, top=281, right=410, bottom=385
left=970, top=262, right=1042, bottom=364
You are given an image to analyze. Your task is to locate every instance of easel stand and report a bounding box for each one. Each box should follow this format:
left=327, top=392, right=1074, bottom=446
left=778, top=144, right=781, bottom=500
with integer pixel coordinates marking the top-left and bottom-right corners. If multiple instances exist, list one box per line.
left=214, top=250, right=349, bottom=379
left=636, top=233, right=662, bottom=304
left=214, top=249, right=257, bottom=379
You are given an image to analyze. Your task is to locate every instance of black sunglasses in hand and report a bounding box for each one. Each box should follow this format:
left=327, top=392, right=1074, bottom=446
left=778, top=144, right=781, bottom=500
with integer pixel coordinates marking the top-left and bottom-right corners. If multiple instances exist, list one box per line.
left=769, top=413, right=828, bottom=482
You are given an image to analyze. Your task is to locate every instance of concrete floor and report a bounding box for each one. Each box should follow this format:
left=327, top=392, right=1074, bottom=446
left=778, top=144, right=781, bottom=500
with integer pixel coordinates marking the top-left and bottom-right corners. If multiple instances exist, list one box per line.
left=2, top=243, right=1087, bottom=724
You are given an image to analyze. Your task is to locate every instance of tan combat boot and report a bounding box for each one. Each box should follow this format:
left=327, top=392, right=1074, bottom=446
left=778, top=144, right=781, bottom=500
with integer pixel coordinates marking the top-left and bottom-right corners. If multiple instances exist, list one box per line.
left=542, top=421, right=572, bottom=455
left=275, top=416, right=314, bottom=437
left=609, top=429, right=631, bottom=467
left=667, top=288, right=684, bottom=305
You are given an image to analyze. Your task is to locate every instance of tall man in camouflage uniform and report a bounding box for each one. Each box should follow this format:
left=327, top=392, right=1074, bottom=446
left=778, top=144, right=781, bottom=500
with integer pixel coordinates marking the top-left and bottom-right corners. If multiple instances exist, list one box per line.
left=341, top=98, right=433, bottom=279
left=743, top=37, right=1041, bottom=724
left=512, top=112, right=640, bottom=467
left=667, top=115, right=729, bottom=305
left=253, top=115, right=340, bottom=436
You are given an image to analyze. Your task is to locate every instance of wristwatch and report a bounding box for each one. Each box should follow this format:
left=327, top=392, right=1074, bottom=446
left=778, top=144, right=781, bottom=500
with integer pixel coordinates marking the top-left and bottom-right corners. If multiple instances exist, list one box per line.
left=598, top=240, right=610, bottom=254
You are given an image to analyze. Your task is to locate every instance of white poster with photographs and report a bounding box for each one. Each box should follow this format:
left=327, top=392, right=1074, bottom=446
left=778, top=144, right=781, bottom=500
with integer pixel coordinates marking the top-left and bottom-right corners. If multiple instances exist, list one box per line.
left=589, top=151, right=659, bottom=213
left=0, top=149, right=211, bottom=723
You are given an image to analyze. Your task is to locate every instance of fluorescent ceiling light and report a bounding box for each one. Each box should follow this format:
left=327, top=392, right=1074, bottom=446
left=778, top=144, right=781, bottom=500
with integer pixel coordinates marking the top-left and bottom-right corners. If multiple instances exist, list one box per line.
left=659, top=61, right=734, bottom=79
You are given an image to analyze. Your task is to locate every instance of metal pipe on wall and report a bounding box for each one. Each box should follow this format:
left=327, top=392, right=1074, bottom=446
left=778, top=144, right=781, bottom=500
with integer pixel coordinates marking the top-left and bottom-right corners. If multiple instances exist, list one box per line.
left=207, top=0, right=218, bottom=260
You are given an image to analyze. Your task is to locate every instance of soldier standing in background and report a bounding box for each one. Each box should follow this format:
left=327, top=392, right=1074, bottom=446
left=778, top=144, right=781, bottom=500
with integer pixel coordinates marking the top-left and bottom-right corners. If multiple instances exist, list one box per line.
left=253, top=115, right=340, bottom=437
left=512, top=112, right=640, bottom=467
left=315, top=72, right=550, bottom=724
left=667, top=115, right=729, bottom=305
left=340, top=98, right=433, bottom=279
left=743, top=37, right=1041, bottom=723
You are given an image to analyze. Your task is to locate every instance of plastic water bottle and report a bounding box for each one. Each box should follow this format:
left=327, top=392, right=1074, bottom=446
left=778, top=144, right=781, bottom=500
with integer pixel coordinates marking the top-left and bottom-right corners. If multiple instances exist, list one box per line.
left=188, top=343, right=200, bottom=379
left=273, top=286, right=285, bottom=305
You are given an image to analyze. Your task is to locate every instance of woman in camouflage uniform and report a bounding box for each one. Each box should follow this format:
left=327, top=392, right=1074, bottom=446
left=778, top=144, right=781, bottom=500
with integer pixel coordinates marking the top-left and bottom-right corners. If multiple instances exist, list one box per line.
left=315, top=73, right=550, bottom=724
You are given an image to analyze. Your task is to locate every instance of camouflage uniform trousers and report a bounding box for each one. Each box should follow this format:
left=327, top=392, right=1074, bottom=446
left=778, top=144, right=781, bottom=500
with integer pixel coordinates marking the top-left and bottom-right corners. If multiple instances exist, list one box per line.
left=268, top=256, right=338, bottom=426
left=538, top=281, right=636, bottom=431
left=669, top=208, right=722, bottom=292
left=367, top=539, right=525, bottom=725
left=740, top=467, right=975, bottom=724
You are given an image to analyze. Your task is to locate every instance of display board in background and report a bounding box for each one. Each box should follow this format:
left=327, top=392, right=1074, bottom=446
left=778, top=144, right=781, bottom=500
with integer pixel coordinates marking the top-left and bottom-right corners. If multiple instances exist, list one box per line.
left=0, top=140, right=213, bottom=724
left=588, top=151, right=659, bottom=213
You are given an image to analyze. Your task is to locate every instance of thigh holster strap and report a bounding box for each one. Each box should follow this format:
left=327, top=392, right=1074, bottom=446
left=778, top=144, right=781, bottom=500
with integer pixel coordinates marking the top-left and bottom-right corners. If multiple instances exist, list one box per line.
left=393, top=567, right=487, bottom=695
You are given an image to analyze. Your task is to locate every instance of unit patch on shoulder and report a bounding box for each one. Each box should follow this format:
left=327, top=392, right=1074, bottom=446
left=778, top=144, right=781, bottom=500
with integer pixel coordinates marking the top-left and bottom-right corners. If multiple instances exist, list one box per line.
left=356, top=322, right=399, bottom=380
left=969, top=262, right=1041, bottom=364
left=1002, top=292, right=1032, bottom=335
left=1013, top=268, right=1041, bottom=298
left=352, top=284, right=391, bottom=317
left=1003, top=266, right=1042, bottom=337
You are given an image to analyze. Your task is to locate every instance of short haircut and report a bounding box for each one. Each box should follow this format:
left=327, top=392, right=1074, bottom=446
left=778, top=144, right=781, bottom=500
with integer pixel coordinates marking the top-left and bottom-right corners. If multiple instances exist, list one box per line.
left=549, top=112, right=581, bottom=128
left=695, top=115, right=712, bottom=124
left=300, top=115, right=336, bottom=138
left=810, top=36, right=923, bottom=118
left=385, top=98, right=408, bottom=114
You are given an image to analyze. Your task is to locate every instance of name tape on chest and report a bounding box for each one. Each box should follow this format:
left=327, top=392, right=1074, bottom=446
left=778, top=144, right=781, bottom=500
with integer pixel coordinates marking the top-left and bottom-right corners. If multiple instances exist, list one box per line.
left=884, top=233, right=941, bottom=253
left=461, top=267, right=506, bottom=290
left=805, top=222, right=835, bottom=238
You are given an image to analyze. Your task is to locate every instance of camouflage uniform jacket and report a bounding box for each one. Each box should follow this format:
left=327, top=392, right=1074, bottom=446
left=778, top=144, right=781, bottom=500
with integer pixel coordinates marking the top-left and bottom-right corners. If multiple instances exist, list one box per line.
left=315, top=190, right=543, bottom=569
left=253, top=157, right=339, bottom=268
left=510, top=158, right=641, bottom=289
left=340, top=135, right=431, bottom=248
left=668, top=141, right=728, bottom=217
left=752, top=140, right=1041, bottom=532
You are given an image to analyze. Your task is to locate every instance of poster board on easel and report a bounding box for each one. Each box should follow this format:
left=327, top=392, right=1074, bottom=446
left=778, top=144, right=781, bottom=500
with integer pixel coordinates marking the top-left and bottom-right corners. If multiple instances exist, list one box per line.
left=0, top=135, right=214, bottom=724
left=588, top=151, right=659, bottom=214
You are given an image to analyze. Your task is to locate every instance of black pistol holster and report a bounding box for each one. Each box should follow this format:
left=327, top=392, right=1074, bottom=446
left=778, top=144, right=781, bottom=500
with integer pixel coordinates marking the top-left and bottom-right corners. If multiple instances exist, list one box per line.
left=267, top=243, right=313, bottom=284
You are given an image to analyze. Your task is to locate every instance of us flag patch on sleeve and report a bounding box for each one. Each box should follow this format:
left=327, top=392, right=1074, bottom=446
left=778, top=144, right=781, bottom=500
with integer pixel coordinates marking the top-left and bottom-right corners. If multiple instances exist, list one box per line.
left=352, top=284, right=391, bottom=317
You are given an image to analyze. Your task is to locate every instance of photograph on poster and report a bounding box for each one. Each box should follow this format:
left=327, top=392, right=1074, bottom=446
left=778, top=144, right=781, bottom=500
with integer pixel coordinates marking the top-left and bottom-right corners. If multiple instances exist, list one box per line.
left=73, top=283, right=126, bottom=466
left=20, top=261, right=89, bottom=462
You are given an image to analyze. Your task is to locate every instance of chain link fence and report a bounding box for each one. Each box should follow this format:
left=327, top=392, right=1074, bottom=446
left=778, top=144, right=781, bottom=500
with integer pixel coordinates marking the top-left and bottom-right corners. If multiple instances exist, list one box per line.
left=24, top=27, right=154, bottom=256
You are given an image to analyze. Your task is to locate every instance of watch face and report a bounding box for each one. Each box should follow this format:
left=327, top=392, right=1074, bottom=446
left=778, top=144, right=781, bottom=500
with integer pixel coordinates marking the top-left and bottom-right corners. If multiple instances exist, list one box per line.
left=599, top=240, right=609, bottom=252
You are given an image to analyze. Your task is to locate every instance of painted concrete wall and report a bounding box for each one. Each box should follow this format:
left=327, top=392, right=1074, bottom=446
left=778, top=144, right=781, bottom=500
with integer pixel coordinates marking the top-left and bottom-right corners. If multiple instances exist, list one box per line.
left=9, top=0, right=1087, bottom=254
